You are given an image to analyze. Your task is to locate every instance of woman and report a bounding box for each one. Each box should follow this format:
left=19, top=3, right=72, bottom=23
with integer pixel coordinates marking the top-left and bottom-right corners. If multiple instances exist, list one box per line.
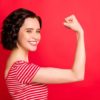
left=1, top=8, right=86, bottom=100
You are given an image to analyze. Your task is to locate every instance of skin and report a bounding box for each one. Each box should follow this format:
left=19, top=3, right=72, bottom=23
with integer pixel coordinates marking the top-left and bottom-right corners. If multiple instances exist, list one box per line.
left=5, top=15, right=86, bottom=84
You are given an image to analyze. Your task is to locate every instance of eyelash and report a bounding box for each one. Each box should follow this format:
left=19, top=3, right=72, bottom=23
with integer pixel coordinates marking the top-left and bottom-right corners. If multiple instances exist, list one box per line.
left=27, top=30, right=32, bottom=33
left=26, top=30, right=40, bottom=33
left=37, top=31, right=40, bottom=33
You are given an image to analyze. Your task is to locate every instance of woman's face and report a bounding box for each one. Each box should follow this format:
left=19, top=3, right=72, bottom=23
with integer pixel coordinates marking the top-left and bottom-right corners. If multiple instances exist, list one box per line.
left=17, top=17, right=41, bottom=52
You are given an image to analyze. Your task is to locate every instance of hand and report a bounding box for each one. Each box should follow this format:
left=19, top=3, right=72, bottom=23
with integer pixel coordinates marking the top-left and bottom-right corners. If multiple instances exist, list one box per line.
left=64, top=15, right=84, bottom=34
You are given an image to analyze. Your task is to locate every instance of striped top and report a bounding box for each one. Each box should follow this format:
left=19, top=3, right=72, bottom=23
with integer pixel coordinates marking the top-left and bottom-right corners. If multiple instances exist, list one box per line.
left=5, top=60, right=48, bottom=100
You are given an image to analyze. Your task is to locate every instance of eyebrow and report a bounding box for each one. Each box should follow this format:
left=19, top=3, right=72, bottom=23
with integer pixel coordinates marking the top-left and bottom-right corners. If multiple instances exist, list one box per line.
left=26, top=28, right=40, bottom=30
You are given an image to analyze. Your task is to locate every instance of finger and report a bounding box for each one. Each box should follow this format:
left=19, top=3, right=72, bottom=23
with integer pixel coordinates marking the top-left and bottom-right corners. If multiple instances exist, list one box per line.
left=64, top=18, right=72, bottom=22
left=65, top=14, right=76, bottom=22
left=65, top=17, right=74, bottom=23
left=63, top=22, right=71, bottom=28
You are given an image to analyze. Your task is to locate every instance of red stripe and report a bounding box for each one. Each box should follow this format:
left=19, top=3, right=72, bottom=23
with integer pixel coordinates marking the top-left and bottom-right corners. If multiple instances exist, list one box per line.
left=5, top=61, right=48, bottom=100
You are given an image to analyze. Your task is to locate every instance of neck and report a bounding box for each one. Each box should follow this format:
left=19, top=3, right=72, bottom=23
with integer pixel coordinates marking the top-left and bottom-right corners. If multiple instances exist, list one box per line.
left=12, top=47, right=29, bottom=62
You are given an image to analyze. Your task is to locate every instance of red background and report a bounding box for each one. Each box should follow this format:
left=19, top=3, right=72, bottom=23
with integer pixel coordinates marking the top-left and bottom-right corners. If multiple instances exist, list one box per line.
left=0, top=0, right=100, bottom=100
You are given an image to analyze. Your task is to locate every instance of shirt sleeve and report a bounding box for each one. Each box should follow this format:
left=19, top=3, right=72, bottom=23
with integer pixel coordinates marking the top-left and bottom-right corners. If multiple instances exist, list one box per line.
left=15, top=62, right=40, bottom=84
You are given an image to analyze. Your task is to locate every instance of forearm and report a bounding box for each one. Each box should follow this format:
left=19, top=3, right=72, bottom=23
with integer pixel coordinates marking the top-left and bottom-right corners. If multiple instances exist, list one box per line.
left=72, top=31, right=86, bottom=80
left=33, top=32, right=86, bottom=84
left=32, top=15, right=86, bottom=84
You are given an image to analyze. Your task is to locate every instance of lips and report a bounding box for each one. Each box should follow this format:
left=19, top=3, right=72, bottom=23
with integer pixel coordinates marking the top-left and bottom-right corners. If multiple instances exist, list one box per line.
left=28, top=41, right=37, bottom=46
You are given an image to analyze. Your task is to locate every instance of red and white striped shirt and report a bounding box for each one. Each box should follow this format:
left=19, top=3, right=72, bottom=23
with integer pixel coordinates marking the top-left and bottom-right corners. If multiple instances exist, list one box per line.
left=5, top=60, right=48, bottom=100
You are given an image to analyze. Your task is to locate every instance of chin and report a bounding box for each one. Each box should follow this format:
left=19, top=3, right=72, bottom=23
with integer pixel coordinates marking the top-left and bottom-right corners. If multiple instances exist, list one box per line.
left=29, top=47, right=37, bottom=52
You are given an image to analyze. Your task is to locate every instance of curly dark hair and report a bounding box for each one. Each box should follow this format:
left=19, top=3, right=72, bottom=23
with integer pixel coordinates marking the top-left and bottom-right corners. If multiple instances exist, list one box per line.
left=1, top=8, right=42, bottom=50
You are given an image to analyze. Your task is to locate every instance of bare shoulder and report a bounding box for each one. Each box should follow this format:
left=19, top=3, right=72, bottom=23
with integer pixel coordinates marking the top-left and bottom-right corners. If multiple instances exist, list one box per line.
left=5, top=56, right=17, bottom=78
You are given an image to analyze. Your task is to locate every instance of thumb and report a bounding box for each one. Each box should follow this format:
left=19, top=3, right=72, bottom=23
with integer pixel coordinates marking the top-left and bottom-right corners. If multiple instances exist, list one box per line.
left=63, top=22, right=71, bottom=29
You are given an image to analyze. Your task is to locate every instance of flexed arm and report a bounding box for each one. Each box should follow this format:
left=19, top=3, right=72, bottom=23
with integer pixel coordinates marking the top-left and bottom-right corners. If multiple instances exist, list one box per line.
left=32, top=15, right=86, bottom=84
left=64, top=15, right=86, bottom=80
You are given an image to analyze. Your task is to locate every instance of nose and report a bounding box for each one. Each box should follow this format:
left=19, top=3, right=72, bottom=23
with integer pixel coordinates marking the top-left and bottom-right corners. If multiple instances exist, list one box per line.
left=31, top=31, right=41, bottom=41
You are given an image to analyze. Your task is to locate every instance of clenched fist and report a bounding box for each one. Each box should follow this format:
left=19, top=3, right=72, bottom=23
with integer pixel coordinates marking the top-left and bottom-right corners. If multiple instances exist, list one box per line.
left=64, top=15, right=84, bottom=34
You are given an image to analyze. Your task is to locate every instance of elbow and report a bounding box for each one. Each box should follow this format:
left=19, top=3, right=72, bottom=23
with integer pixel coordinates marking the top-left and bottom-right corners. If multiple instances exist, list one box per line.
left=78, top=78, right=84, bottom=81
left=77, top=76, right=85, bottom=82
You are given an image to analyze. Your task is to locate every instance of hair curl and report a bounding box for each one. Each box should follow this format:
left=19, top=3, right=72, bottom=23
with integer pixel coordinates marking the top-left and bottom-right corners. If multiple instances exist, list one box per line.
left=1, top=8, right=42, bottom=50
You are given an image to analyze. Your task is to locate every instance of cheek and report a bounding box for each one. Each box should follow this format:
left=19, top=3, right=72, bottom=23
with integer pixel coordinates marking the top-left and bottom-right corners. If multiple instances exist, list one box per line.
left=17, top=33, right=27, bottom=44
left=39, top=33, right=41, bottom=39
left=38, top=35, right=41, bottom=43
left=39, top=35, right=41, bottom=40
left=19, top=32, right=28, bottom=39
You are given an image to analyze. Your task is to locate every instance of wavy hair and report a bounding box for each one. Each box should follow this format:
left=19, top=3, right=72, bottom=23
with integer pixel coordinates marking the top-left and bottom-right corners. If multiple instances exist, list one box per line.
left=1, top=8, right=42, bottom=50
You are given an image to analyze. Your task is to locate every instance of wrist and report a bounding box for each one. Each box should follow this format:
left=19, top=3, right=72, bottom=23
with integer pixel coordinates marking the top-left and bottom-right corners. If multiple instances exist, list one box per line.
left=76, top=28, right=84, bottom=35
left=76, top=31, right=84, bottom=40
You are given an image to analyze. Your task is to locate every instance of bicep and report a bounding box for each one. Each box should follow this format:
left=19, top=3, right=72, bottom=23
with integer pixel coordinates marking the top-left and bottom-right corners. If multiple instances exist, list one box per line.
left=32, top=67, right=78, bottom=84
